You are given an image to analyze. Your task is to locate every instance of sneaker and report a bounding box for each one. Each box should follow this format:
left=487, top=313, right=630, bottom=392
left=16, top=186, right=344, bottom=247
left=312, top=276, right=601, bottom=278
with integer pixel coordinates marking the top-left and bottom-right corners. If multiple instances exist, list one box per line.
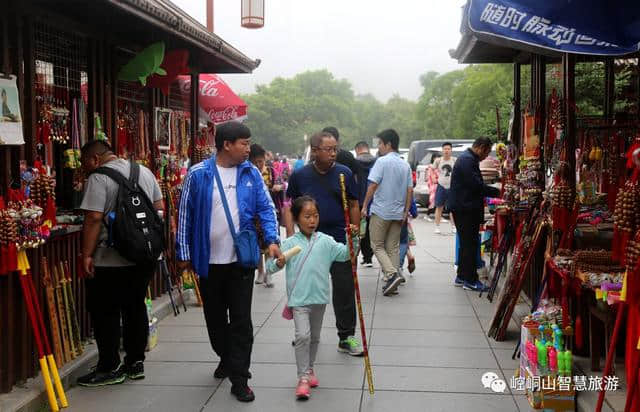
left=463, top=280, right=489, bottom=292
left=361, top=260, right=373, bottom=267
left=425, top=215, right=434, bottom=222
left=453, top=276, right=464, bottom=287
left=338, top=336, right=364, bottom=356
left=295, top=378, right=311, bottom=400
left=451, top=226, right=457, bottom=234
left=307, top=369, right=319, bottom=387
left=126, top=361, right=145, bottom=380
left=77, top=365, right=126, bottom=387
left=382, top=273, right=402, bottom=296
left=434, top=226, right=441, bottom=234
left=399, top=271, right=406, bottom=284
left=264, top=275, right=274, bottom=288
left=441, top=217, right=449, bottom=223
left=214, top=362, right=227, bottom=379
left=255, top=272, right=265, bottom=284
left=231, top=385, right=255, bottom=402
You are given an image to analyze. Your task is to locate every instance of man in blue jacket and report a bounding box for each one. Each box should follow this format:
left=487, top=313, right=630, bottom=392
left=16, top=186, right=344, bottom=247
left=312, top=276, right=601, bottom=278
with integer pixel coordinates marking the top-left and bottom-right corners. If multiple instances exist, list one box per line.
left=176, top=121, right=282, bottom=402
left=448, top=137, right=500, bottom=292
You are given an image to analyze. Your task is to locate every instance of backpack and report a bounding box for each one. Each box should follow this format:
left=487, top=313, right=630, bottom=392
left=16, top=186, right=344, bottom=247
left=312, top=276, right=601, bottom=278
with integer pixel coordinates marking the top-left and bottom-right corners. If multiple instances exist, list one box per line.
left=92, top=161, right=165, bottom=266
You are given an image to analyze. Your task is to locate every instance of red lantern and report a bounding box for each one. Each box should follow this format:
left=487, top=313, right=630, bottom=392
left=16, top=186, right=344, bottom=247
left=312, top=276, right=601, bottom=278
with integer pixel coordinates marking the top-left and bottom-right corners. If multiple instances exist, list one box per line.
left=241, top=0, right=264, bottom=29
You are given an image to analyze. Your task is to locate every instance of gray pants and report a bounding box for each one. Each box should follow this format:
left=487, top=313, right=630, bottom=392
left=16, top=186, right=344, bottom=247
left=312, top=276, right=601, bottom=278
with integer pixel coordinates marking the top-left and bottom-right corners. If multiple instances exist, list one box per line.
left=369, top=214, right=402, bottom=279
left=293, top=304, right=326, bottom=378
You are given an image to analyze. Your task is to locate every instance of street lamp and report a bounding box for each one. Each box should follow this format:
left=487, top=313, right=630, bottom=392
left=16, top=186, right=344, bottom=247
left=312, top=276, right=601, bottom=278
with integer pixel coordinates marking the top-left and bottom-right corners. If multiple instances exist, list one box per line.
left=241, top=0, right=264, bottom=29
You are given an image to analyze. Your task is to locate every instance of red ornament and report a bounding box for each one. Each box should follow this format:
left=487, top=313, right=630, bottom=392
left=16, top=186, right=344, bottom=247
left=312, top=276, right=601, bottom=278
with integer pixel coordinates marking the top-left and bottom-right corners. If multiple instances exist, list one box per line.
left=147, top=50, right=190, bottom=96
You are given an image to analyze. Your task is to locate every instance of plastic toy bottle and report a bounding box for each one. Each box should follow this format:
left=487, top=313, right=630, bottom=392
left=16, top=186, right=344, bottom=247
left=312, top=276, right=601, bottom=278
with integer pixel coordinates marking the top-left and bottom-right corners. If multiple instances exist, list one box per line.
left=526, top=341, right=538, bottom=374
left=563, top=350, right=572, bottom=377
left=552, top=324, right=563, bottom=350
left=536, top=340, right=548, bottom=375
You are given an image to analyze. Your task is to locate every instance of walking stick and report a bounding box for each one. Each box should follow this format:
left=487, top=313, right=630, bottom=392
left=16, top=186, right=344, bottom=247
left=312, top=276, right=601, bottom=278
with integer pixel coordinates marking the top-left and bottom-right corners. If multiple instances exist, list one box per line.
left=17, top=251, right=67, bottom=411
left=339, top=174, right=374, bottom=394
left=53, top=264, right=73, bottom=361
left=63, top=261, right=83, bottom=354
left=596, top=302, right=626, bottom=412
left=190, top=270, right=203, bottom=306
left=42, top=258, right=64, bottom=366
left=160, top=256, right=179, bottom=316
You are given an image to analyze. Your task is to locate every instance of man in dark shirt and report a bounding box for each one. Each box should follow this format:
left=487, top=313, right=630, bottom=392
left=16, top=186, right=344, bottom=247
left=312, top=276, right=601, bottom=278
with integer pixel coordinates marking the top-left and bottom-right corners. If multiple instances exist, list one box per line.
left=354, top=141, right=376, bottom=266
left=322, top=126, right=361, bottom=178
left=286, top=131, right=364, bottom=356
left=448, top=137, right=500, bottom=292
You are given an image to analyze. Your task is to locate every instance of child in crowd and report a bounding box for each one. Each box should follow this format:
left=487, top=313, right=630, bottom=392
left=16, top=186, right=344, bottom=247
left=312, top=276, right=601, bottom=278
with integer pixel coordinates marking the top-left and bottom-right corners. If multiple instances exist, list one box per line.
left=267, top=196, right=357, bottom=400
left=398, top=199, right=418, bottom=279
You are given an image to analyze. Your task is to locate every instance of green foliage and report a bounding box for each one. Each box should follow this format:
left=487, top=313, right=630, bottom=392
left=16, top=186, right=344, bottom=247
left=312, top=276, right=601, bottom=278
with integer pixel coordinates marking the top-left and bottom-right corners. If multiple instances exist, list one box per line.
left=242, top=70, right=421, bottom=153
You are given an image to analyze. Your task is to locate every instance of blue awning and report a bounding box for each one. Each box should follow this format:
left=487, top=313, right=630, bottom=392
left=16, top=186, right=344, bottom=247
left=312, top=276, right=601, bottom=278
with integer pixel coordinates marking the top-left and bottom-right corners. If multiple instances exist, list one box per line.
left=463, top=0, right=640, bottom=56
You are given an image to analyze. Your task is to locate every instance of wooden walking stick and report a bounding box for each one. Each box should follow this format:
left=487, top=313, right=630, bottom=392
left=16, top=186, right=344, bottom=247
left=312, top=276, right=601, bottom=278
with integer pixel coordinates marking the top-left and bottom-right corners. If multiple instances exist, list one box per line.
left=596, top=302, right=626, bottom=412
left=62, top=261, right=83, bottom=354
left=17, top=250, right=68, bottom=410
left=52, top=263, right=72, bottom=362
left=42, top=258, right=64, bottom=366
left=339, top=173, right=374, bottom=394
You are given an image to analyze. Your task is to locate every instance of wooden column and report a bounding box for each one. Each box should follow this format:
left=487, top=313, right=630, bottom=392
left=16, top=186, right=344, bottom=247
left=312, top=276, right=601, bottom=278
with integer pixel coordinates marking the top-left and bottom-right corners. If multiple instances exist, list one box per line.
left=563, top=53, right=576, bottom=187
left=512, top=62, right=521, bottom=147
left=604, top=57, right=615, bottom=121
left=190, top=72, right=199, bottom=163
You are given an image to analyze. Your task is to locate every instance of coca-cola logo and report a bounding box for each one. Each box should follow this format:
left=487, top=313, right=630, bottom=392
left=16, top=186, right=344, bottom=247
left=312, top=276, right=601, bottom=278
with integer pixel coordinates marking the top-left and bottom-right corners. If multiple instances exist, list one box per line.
left=199, top=79, right=222, bottom=97
left=210, top=106, right=241, bottom=123
left=178, top=78, right=224, bottom=98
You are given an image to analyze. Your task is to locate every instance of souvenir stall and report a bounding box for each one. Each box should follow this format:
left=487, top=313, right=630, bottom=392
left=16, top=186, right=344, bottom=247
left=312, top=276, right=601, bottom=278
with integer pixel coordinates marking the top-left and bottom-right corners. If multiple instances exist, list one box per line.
left=452, top=1, right=640, bottom=410
left=0, top=0, right=258, bottom=405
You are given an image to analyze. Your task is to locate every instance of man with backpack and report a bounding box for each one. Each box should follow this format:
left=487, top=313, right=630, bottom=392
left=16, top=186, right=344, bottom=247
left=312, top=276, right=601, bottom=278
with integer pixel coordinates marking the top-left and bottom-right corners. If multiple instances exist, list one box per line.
left=176, top=121, right=282, bottom=402
left=78, top=140, right=164, bottom=387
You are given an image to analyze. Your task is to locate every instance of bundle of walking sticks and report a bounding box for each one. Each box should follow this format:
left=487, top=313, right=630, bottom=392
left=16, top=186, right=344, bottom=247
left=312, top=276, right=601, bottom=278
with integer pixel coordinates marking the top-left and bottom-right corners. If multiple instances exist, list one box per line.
left=42, top=257, right=83, bottom=366
left=488, top=210, right=548, bottom=341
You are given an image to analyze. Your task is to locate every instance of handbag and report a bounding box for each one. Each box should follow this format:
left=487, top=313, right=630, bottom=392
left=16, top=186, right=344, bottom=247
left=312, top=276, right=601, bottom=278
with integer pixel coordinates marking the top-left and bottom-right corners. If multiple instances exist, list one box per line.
left=282, top=233, right=318, bottom=320
left=213, top=162, right=260, bottom=268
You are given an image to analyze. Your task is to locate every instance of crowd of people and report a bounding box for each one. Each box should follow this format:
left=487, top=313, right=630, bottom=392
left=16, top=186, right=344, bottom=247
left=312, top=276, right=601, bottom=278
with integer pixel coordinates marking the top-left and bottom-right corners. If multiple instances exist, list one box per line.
left=77, top=120, right=499, bottom=402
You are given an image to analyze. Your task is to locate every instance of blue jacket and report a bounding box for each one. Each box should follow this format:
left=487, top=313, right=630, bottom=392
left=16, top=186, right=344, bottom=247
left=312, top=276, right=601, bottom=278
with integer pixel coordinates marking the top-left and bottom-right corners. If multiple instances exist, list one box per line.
left=448, top=148, right=500, bottom=213
left=176, top=156, right=279, bottom=277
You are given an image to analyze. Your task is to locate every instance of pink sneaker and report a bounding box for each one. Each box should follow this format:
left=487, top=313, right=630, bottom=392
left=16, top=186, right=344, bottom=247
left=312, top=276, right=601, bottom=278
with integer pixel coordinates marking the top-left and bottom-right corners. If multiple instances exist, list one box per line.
left=295, top=378, right=311, bottom=400
left=307, top=369, right=319, bottom=388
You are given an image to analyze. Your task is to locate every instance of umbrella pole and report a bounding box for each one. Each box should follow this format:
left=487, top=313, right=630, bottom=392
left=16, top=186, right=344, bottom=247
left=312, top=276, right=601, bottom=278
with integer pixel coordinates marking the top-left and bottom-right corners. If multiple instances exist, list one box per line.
left=339, top=174, right=374, bottom=394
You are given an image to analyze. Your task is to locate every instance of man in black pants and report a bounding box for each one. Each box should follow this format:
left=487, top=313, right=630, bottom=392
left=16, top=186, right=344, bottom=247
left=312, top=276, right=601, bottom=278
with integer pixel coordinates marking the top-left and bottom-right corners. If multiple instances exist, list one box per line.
left=286, top=131, right=364, bottom=356
left=78, top=140, right=163, bottom=386
left=448, top=137, right=500, bottom=292
left=354, top=140, right=376, bottom=266
left=176, top=122, right=281, bottom=402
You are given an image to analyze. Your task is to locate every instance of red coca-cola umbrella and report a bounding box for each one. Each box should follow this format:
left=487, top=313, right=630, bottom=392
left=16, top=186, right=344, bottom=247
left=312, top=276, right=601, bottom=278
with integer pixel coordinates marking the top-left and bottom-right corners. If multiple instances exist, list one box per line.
left=177, top=74, right=247, bottom=125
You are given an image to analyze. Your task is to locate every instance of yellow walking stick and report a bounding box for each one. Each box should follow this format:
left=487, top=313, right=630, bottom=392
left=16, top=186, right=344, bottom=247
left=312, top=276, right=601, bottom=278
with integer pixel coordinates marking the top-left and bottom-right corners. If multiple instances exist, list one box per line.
left=339, top=174, right=374, bottom=394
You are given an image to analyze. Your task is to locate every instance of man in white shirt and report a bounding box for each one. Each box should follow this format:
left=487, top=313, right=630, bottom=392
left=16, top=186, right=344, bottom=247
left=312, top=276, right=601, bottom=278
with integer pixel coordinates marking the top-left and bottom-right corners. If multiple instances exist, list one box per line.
left=176, top=122, right=282, bottom=402
left=433, top=142, right=457, bottom=234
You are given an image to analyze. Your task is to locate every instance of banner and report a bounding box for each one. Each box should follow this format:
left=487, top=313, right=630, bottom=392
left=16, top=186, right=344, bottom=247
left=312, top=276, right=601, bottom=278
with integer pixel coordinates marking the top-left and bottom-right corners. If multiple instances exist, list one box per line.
left=466, top=0, right=640, bottom=56
left=0, top=74, right=24, bottom=145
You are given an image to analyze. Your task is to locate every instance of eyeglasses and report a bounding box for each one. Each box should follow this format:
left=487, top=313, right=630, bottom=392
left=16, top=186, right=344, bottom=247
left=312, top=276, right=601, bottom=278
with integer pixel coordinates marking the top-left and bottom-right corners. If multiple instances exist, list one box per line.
left=314, top=146, right=338, bottom=154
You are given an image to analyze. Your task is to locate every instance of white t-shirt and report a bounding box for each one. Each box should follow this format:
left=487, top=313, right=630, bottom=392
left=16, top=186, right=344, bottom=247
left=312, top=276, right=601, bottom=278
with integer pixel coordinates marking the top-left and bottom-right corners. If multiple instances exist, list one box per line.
left=209, top=166, right=240, bottom=264
left=436, top=157, right=456, bottom=189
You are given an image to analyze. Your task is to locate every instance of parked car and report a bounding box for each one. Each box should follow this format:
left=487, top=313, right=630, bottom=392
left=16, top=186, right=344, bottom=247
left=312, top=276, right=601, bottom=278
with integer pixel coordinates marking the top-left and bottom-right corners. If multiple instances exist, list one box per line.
left=407, top=139, right=473, bottom=171
left=413, top=143, right=500, bottom=209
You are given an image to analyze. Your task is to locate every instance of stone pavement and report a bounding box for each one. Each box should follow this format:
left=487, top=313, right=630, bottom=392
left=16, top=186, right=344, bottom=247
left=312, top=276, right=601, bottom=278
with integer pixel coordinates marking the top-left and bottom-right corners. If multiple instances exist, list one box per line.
left=62, top=217, right=533, bottom=412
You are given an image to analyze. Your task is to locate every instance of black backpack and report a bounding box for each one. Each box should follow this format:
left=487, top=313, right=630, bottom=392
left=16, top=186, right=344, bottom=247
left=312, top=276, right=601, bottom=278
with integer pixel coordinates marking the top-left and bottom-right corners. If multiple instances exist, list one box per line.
left=92, top=161, right=165, bottom=266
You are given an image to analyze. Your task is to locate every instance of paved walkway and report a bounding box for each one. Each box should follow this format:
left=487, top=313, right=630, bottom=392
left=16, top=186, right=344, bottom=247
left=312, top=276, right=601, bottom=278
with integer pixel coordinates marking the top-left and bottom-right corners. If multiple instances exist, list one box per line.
left=63, top=217, right=531, bottom=412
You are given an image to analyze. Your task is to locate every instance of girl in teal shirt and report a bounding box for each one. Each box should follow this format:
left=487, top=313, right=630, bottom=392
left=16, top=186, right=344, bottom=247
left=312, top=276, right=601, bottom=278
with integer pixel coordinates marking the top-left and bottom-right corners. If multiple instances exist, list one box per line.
left=267, top=196, right=357, bottom=400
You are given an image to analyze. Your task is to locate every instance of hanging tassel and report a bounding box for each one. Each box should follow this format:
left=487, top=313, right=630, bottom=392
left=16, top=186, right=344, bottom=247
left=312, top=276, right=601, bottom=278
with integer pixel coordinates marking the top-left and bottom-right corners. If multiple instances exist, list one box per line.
left=0, top=245, right=7, bottom=275
left=575, top=315, right=583, bottom=350
left=7, top=243, right=18, bottom=272
left=44, top=196, right=57, bottom=227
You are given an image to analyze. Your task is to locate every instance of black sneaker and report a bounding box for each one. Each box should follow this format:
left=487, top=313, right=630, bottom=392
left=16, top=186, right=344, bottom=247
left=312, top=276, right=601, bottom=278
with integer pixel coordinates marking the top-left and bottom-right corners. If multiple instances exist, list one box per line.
left=214, top=362, right=227, bottom=379
left=126, top=361, right=145, bottom=380
left=231, top=385, right=255, bottom=402
left=77, top=365, right=126, bottom=387
left=361, top=260, right=373, bottom=267
left=382, top=273, right=402, bottom=296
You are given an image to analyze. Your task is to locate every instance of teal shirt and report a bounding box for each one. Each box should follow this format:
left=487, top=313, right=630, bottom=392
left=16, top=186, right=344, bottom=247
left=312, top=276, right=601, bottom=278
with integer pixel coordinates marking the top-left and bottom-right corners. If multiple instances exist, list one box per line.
left=267, top=232, right=356, bottom=307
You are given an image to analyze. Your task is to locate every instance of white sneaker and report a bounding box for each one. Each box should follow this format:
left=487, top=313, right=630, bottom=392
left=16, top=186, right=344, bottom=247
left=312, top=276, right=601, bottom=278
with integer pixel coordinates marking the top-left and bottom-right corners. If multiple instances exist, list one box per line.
left=434, top=226, right=441, bottom=234
left=441, top=218, right=449, bottom=223
left=425, top=215, right=434, bottom=222
left=451, top=227, right=457, bottom=234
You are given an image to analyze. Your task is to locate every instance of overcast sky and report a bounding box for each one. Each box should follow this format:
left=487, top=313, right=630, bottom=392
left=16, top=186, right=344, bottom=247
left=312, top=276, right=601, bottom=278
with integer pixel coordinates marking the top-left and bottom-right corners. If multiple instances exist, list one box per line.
left=173, top=0, right=467, bottom=102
